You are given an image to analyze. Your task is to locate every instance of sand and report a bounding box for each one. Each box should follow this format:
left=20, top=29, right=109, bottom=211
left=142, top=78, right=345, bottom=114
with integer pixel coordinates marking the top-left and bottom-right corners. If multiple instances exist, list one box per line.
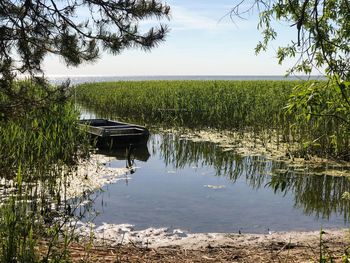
left=75, top=221, right=348, bottom=250
left=66, top=224, right=349, bottom=262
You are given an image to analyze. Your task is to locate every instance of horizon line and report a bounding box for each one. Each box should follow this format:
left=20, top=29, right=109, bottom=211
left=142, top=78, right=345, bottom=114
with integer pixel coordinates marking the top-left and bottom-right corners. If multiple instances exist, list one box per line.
left=44, top=74, right=325, bottom=78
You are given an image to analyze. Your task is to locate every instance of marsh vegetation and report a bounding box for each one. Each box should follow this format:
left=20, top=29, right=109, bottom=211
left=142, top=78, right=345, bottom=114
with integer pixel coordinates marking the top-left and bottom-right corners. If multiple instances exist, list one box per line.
left=0, top=82, right=91, bottom=262
left=0, top=78, right=348, bottom=261
left=72, top=79, right=350, bottom=234
left=76, top=80, right=349, bottom=160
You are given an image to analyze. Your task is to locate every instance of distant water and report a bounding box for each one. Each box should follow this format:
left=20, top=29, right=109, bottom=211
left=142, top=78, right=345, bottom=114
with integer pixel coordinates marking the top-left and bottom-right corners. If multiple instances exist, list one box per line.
left=48, top=75, right=325, bottom=85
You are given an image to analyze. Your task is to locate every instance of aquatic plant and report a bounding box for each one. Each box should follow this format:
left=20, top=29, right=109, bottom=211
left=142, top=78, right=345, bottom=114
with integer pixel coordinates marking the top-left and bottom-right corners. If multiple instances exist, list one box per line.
left=76, top=80, right=349, bottom=160
left=76, top=80, right=294, bottom=131
left=0, top=83, right=90, bottom=262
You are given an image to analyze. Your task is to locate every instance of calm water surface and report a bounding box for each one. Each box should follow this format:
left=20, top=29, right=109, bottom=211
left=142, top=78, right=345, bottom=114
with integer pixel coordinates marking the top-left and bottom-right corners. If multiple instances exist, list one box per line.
left=86, top=132, right=350, bottom=233
left=73, top=78, right=346, bottom=234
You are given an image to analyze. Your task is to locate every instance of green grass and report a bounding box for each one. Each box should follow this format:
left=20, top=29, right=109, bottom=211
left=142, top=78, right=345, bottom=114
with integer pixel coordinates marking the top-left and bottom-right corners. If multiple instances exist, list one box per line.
left=0, top=81, right=90, bottom=262
left=76, top=80, right=295, bottom=130
left=76, top=80, right=349, bottom=160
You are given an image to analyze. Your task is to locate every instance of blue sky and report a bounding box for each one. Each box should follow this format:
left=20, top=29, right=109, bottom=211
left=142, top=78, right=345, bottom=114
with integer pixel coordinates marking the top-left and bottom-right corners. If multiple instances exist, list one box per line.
left=43, top=0, right=298, bottom=76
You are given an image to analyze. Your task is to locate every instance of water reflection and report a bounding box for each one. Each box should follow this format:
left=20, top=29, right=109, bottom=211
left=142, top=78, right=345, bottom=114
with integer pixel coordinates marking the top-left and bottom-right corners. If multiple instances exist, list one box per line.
left=149, top=133, right=350, bottom=223
left=98, top=132, right=350, bottom=224
left=98, top=143, right=150, bottom=162
left=269, top=172, right=350, bottom=220
left=157, top=133, right=272, bottom=181
left=78, top=108, right=350, bottom=231
left=98, top=143, right=150, bottom=174
left=159, top=134, right=350, bottom=225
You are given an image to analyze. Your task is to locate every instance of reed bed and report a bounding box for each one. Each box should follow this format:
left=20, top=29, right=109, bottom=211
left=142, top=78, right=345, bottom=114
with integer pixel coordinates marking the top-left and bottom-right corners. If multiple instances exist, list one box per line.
left=0, top=82, right=90, bottom=262
left=0, top=103, right=88, bottom=178
left=76, top=80, right=294, bottom=129
left=76, top=80, right=349, bottom=160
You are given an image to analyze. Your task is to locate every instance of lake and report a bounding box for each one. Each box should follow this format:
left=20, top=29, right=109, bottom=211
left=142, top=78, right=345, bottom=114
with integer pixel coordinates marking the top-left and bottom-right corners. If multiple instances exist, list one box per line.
left=83, top=131, right=350, bottom=234
left=73, top=78, right=349, bottom=234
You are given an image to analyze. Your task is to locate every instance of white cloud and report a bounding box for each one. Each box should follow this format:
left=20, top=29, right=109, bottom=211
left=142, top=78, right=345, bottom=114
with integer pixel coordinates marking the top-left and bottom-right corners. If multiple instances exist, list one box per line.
left=170, top=5, right=233, bottom=31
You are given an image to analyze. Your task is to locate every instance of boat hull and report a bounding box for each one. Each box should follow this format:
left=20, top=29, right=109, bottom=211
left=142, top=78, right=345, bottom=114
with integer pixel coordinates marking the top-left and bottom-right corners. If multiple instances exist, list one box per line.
left=79, top=119, right=150, bottom=149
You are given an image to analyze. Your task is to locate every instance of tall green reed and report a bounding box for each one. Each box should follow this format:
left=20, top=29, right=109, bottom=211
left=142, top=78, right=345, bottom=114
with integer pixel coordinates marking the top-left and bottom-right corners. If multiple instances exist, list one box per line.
left=76, top=80, right=293, bottom=130
left=0, top=81, right=90, bottom=262
left=76, top=80, right=349, bottom=160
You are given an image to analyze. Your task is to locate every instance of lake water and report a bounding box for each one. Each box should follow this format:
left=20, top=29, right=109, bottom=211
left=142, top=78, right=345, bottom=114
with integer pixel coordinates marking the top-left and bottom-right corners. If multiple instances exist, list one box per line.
left=73, top=77, right=348, bottom=234
left=85, top=132, right=350, bottom=234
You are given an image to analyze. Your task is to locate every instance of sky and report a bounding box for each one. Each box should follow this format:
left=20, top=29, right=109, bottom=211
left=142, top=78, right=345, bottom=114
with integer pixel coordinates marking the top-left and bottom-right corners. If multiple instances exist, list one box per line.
left=43, top=0, right=299, bottom=76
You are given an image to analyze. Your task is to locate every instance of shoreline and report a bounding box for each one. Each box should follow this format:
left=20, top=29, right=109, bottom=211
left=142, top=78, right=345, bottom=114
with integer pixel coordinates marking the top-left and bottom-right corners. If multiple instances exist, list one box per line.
left=68, top=153, right=349, bottom=252
left=66, top=226, right=349, bottom=262
left=76, top=221, right=348, bottom=250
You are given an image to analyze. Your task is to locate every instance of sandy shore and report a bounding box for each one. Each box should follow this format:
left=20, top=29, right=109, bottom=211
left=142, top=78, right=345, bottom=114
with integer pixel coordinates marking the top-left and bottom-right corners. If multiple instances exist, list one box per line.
left=66, top=226, right=349, bottom=262
left=76, top=221, right=348, bottom=250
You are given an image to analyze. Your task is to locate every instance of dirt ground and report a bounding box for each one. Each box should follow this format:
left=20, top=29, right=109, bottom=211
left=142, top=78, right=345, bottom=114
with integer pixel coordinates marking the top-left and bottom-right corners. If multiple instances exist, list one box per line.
left=65, top=229, right=349, bottom=262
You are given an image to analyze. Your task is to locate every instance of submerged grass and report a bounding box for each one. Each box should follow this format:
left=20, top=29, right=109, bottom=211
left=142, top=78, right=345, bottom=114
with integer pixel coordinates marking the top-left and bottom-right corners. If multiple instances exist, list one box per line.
left=76, top=80, right=349, bottom=160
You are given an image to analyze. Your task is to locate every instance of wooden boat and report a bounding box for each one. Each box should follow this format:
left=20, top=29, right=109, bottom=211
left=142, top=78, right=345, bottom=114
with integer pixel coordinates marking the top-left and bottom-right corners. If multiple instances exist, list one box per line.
left=78, top=119, right=150, bottom=149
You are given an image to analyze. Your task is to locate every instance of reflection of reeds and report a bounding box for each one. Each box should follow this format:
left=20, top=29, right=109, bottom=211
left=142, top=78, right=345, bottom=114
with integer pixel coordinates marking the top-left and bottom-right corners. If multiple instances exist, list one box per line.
left=269, top=169, right=350, bottom=221
left=76, top=80, right=349, bottom=160
left=156, top=133, right=272, bottom=181
left=156, top=132, right=350, bottom=222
